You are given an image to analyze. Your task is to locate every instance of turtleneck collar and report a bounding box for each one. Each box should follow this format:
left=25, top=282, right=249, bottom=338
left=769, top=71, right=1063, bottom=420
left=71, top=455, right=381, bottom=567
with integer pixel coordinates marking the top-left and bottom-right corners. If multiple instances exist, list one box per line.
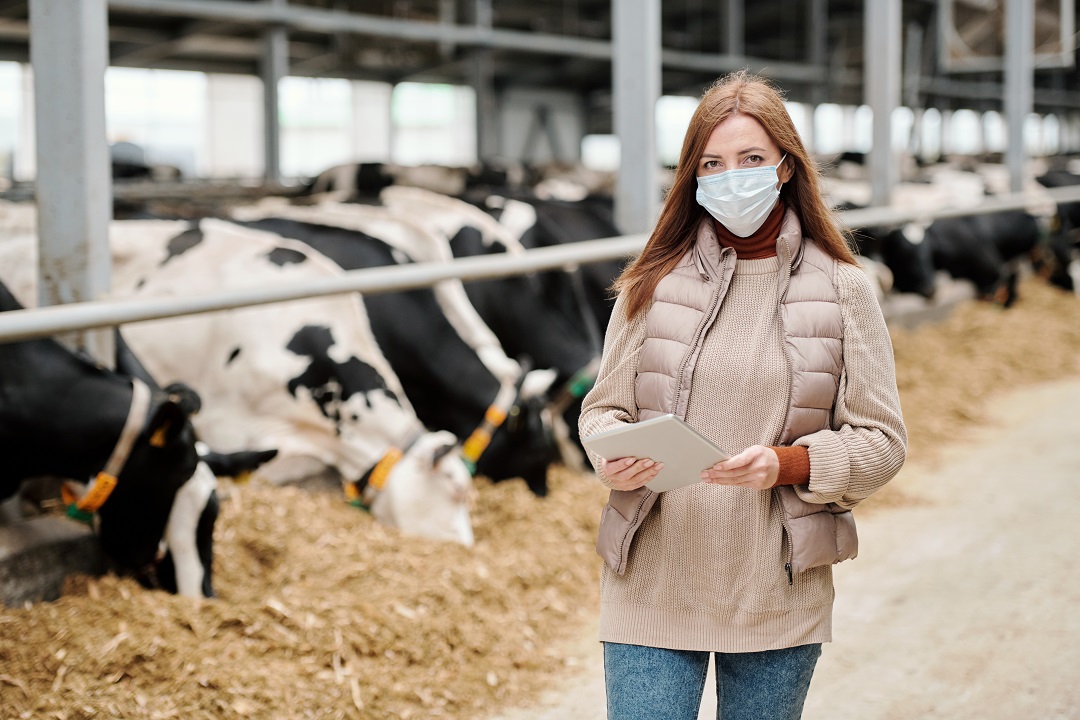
left=712, top=199, right=786, bottom=259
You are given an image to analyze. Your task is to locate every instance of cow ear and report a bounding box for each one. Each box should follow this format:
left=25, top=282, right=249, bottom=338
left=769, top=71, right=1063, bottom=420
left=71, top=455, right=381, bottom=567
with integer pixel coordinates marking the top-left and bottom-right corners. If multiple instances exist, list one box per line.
left=164, top=382, right=202, bottom=416
left=430, top=441, right=456, bottom=469
left=147, top=398, right=188, bottom=448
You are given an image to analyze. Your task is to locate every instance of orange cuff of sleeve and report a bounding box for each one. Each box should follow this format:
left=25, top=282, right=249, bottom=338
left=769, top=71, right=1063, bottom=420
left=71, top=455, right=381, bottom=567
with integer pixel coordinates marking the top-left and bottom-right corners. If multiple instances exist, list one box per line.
left=770, top=445, right=810, bottom=487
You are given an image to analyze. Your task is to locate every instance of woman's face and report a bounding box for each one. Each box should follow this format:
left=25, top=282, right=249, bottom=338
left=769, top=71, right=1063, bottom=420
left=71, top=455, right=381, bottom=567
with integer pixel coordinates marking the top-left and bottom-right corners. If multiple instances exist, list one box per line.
left=696, top=113, right=794, bottom=184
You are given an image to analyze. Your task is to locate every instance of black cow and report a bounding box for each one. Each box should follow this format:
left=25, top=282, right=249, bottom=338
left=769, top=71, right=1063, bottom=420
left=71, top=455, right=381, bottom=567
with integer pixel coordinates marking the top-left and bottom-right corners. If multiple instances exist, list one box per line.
left=925, top=211, right=1040, bottom=305
left=235, top=217, right=560, bottom=496
left=447, top=224, right=598, bottom=452
left=837, top=199, right=938, bottom=300
left=853, top=210, right=1043, bottom=305
left=483, top=195, right=626, bottom=350
left=1034, top=170, right=1080, bottom=291
left=435, top=220, right=599, bottom=455
left=1036, top=170, right=1080, bottom=232
left=0, top=281, right=217, bottom=597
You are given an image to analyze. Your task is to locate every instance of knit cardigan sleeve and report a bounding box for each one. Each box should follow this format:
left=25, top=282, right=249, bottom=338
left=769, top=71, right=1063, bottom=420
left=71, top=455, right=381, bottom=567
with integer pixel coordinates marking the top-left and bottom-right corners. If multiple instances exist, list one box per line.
left=792, top=261, right=908, bottom=508
left=578, top=293, right=649, bottom=488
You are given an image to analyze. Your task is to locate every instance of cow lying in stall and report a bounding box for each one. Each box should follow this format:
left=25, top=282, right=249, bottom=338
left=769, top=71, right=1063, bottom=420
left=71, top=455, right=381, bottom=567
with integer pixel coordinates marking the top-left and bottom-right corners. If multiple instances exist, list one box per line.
left=0, top=280, right=218, bottom=598
left=106, top=219, right=478, bottom=545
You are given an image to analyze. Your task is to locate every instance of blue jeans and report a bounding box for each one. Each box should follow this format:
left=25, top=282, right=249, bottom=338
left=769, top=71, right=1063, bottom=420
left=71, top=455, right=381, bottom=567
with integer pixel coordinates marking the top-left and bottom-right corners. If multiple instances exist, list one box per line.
left=604, top=642, right=821, bottom=720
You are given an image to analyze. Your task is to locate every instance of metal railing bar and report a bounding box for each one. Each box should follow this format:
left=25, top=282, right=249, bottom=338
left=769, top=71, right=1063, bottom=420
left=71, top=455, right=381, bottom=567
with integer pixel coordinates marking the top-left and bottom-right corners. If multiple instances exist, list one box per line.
left=836, top=183, right=1080, bottom=228
left=0, top=234, right=647, bottom=344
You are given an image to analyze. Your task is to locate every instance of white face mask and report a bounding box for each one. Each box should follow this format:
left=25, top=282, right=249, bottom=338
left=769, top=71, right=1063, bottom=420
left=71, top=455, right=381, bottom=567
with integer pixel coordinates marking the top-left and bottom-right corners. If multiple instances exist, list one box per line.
left=695, top=155, right=787, bottom=238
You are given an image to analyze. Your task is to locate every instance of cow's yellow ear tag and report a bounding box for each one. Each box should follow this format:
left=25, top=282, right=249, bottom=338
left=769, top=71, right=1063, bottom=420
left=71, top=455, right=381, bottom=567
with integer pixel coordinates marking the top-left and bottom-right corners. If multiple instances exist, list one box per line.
left=60, top=480, right=82, bottom=506
left=149, top=422, right=171, bottom=447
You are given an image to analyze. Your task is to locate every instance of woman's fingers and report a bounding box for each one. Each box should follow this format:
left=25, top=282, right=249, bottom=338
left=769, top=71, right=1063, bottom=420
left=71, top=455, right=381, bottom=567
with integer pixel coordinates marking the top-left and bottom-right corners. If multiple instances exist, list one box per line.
left=601, top=456, right=664, bottom=490
left=700, top=446, right=779, bottom=490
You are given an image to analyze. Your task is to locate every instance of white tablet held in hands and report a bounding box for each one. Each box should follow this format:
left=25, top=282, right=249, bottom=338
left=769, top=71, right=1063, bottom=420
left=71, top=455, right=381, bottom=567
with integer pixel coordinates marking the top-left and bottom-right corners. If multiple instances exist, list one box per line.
left=582, top=414, right=732, bottom=492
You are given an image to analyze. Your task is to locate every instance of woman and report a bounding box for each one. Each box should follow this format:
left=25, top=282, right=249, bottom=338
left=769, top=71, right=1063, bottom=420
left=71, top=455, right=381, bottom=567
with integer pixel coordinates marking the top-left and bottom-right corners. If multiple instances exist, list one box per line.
left=579, top=71, right=907, bottom=719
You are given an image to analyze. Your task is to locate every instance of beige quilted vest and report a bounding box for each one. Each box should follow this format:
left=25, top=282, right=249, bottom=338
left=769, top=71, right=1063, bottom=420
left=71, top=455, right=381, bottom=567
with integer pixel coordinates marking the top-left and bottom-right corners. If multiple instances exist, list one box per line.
left=597, top=211, right=858, bottom=578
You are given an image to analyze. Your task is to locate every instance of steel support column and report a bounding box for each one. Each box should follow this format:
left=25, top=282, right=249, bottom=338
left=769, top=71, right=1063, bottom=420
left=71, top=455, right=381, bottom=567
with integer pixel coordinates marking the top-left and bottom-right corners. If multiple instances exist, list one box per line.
left=725, top=0, right=744, bottom=57
left=613, top=0, right=660, bottom=234
left=804, top=0, right=828, bottom=150
left=262, top=0, right=288, bottom=182
left=472, top=0, right=497, bottom=162
left=1004, top=0, right=1033, bottom=192
left=29, top=0, right=113, bottom=364
left=864, top=0, right=901, bottom=206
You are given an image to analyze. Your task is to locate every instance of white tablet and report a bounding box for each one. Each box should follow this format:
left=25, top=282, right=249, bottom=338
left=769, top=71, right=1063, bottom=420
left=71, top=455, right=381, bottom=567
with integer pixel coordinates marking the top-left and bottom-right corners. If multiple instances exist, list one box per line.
left=582, top=414, right=732, bottom=492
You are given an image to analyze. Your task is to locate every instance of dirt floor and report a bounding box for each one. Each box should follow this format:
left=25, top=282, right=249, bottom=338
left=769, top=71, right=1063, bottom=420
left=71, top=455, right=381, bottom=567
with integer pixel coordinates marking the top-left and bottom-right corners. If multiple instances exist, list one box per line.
left=2, top=278, right=1079, bottom=720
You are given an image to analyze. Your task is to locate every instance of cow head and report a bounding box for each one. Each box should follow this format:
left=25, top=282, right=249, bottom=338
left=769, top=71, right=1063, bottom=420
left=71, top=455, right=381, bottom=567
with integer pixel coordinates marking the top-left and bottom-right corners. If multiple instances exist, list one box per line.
left=368, top=430, right=475, bottom=546
left=476, top=368, right=560, bottom=497
left=881, top=223, right=937, bottom=299
left=91, top=383, right=218, bottom=598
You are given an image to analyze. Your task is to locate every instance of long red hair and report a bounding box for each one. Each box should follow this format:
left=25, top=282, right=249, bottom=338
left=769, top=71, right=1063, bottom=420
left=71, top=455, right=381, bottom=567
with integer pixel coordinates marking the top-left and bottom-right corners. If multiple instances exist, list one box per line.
left=615, top=71, right=857, bottom=319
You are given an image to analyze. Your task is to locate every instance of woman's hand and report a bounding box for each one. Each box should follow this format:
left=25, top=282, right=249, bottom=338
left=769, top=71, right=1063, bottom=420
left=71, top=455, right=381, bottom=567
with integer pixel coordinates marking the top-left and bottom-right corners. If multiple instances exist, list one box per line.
left=600, top=456, right=664, bottom=491
left=700, top=445, right=779, bottom=490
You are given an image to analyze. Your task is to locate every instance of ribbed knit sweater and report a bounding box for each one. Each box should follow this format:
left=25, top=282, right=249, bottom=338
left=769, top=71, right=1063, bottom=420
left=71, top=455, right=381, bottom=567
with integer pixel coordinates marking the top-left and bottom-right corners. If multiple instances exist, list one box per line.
left=579, top=251, right=907, bottom=653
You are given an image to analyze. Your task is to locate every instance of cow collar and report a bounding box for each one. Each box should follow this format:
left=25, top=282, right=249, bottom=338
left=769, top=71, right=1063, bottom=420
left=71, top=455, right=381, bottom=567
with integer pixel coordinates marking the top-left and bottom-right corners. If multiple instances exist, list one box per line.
left=460, top=381, right=518, bottom=476
left=547, top=358, right=601, bottom=417
left=63, top=378, right=153, bottom=525
left=346, top=427, right=425, bottom=512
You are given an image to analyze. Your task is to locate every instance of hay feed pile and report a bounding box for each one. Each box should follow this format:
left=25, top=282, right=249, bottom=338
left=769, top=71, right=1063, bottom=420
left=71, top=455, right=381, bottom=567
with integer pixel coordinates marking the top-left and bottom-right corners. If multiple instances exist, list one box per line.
left=1, top=277, right=1078, bottom=720
left=0, top=468, right=609, bottom=719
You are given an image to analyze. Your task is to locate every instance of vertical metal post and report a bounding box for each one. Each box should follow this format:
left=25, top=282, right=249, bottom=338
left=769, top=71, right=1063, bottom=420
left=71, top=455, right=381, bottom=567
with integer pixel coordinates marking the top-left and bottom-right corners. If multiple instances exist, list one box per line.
left=262, top=0, right=288, bottom=182
left=864, top=0, right=901, bottom=206
left=29, top=0, right=113, bottom=364
left=438, top=0, right=456, bottom=59
left=473, top=0, right=498, bottom=161
left=904, top=22, right=924, bottom=158
left=613, top=0, right=660, bottom=234
left=804, top=0, right=828, bottom=151
left=725, top=0, right=745, bottom=56
left=1004, top=0, right=1033, bottom=192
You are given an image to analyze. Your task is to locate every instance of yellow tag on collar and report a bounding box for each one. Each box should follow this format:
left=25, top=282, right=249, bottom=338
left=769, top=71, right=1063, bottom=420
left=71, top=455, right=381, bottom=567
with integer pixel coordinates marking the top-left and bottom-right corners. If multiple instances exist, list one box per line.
left=77, top=472, right=119, bottom=513
left=461, top=429, right=492, bottom=463
left=483, top=406, right=507, bottom=426
left=368, top=448, right=403, bottom=492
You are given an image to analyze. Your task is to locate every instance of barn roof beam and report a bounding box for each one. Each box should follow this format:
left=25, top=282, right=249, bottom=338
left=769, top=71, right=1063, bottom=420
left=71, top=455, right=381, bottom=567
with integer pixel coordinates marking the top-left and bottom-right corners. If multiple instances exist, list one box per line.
left=919, top=77, right=1080, bottom=110
left=105, top=0, right=831, bottom=85
left=109, top=19, right=236, bottom=66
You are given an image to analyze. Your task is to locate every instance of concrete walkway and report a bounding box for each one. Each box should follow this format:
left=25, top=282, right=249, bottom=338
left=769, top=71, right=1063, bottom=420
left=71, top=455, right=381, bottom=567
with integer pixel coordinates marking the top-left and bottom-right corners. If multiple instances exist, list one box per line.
left=492, top=377, right=1080, bottom=720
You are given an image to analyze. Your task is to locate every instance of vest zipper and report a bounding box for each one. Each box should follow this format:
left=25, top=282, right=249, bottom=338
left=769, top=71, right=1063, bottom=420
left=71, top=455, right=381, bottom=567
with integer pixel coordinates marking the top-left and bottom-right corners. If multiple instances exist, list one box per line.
left=776, top=237, right=796, bottom=586
left=775, top=487, right=795, bottom=585
left=671, top=255, right=727, bottom=415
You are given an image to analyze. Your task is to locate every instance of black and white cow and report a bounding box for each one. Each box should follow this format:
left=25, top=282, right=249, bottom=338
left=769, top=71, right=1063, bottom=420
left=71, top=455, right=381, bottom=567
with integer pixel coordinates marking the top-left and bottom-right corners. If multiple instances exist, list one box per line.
left=107, top=219, right=477, bottom=545
left=377, top=186, right=600, bottom=457
left=230, top=214, right=561, bottom=497
left=0, top=280, right=217, bottom=597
